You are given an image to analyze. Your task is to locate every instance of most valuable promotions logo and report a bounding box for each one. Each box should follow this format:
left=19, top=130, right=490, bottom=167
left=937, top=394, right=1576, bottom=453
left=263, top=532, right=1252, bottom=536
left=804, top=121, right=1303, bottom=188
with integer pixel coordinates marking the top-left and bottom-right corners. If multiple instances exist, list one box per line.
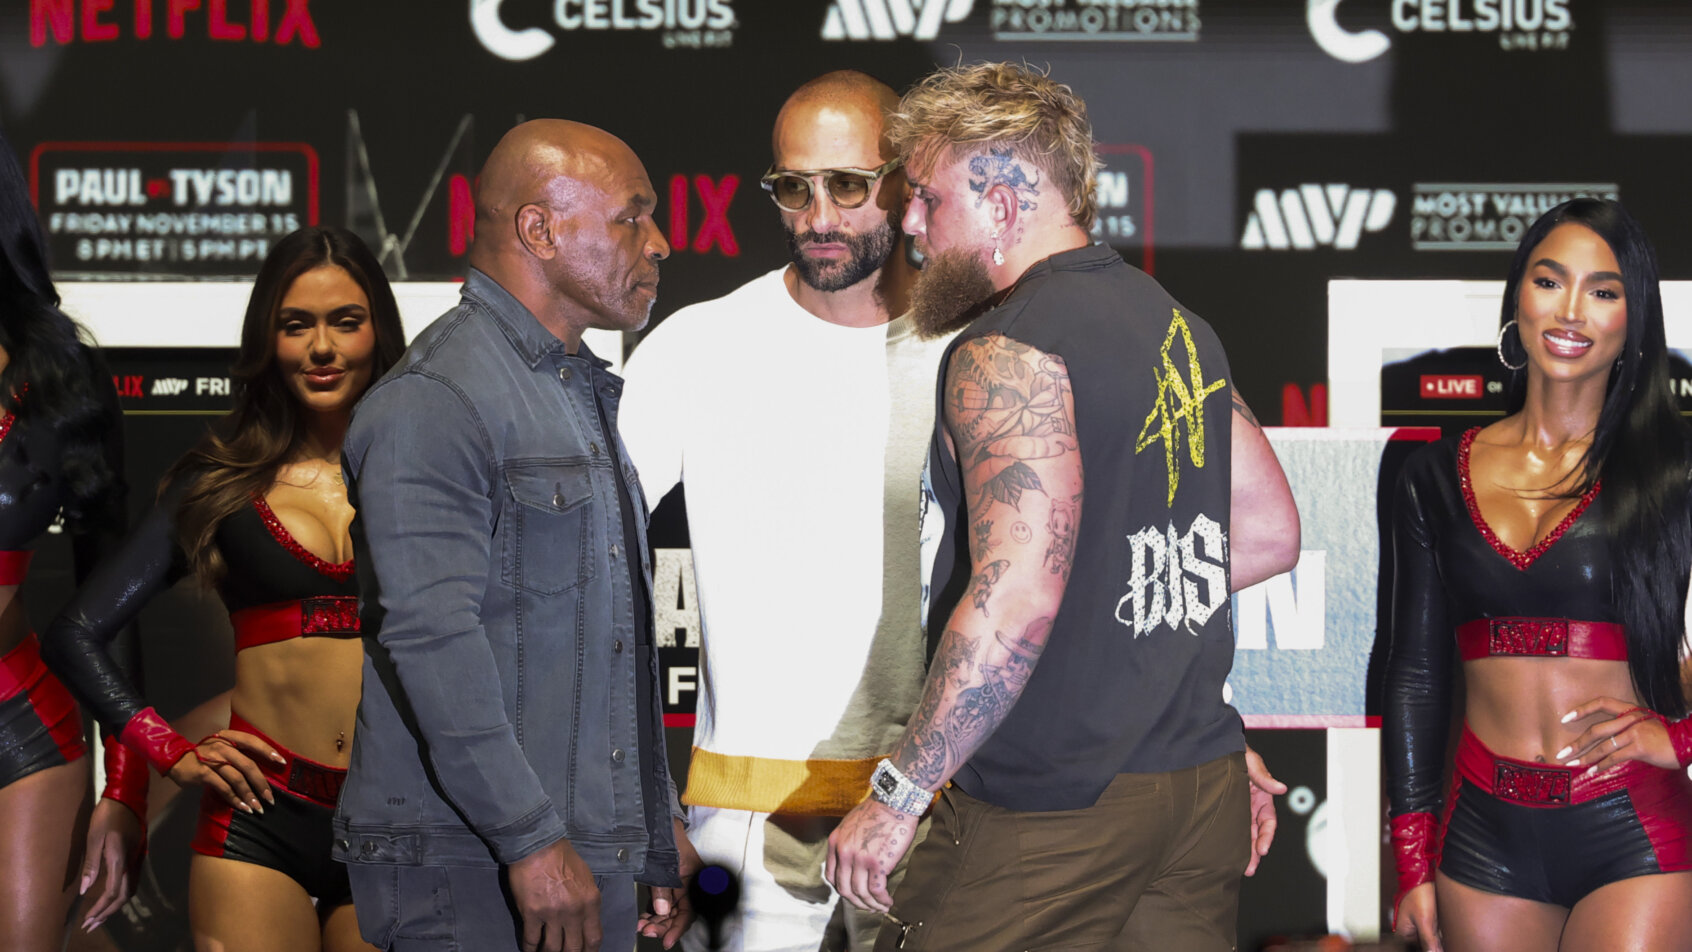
left=821, top=0, right=972, bottom=40
left=1240, top=184, right=1396, bottom=251
left=471, top=0, right=736, bottom=57
left=1307, top=0, right=1572, bottom=62
left=992, top=0, right=1199, bottom=41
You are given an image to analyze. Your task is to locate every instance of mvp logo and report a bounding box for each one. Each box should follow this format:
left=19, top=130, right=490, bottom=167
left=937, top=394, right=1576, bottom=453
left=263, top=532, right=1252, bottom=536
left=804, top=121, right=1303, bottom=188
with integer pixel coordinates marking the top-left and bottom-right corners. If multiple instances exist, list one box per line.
left=151, top=377, right=190, bottom=396
left=822, top=0, right=972, bottom=40
left=1240, top=185, right=1395, bottom=251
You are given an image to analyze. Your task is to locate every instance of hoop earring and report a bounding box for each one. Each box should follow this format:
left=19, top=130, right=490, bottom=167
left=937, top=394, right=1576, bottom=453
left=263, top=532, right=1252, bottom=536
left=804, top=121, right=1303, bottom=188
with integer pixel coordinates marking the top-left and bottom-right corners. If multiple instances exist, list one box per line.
left=1496, top=320, right=1527, bottom=371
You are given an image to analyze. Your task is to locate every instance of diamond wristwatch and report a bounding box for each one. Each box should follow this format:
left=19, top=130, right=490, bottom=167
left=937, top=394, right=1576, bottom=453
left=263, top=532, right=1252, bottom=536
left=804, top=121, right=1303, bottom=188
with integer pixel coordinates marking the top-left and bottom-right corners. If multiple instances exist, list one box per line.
left=869, top=758, right=931, bottom=816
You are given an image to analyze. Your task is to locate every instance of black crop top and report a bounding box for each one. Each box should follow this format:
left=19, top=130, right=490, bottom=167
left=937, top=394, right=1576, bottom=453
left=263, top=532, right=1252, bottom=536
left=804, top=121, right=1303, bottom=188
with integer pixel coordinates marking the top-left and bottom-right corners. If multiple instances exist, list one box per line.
left=42, top=472, right=357, bottom=737
left=1385, top=429, right=1616, bottom=820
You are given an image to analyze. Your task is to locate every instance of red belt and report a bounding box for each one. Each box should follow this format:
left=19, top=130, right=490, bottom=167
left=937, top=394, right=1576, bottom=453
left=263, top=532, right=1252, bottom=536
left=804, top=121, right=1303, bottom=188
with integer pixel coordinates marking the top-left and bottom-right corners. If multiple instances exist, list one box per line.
left=1456, top=617, right=1627, bottom=661
left=229, top=597, right=359, bottom=653
left=1456, top=722, right=1660, bottom=808
left=227, top=710, right=346, bottom=808
left=0, top=550, right=33, bottom=586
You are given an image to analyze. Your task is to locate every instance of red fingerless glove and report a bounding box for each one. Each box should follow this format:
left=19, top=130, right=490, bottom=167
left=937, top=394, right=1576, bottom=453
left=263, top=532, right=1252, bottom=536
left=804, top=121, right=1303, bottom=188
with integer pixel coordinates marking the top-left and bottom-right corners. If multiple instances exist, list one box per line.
left=100, top=734, right=149, bottom=822
left=118, top=706, right=195, bottom=776
left=1390, top=811, right=1440, bottom=930
left=1668, top=718, right=1692, bottom=769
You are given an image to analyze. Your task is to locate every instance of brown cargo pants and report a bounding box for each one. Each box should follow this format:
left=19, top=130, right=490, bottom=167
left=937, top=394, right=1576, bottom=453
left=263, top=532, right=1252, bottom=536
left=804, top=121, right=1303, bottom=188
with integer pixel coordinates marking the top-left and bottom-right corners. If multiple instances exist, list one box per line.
left=874, top=751, right=1250, bottom=952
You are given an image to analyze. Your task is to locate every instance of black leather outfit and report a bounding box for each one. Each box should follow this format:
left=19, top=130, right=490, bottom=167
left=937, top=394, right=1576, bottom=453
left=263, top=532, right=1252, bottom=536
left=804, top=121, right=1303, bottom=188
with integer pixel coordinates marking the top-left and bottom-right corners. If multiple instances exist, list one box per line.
left=44, top=475, right=358, bottom=901
left=1386, top=429, right=1692, bottom=906
left=0, top=372, right=127, bottom=789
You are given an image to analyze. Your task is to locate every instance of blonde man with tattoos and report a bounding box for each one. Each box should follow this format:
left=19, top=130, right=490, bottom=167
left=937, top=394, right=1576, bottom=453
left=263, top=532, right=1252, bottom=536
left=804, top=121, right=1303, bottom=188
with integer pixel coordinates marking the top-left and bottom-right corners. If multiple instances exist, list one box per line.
left=825, top=63, right=1300, bottom=952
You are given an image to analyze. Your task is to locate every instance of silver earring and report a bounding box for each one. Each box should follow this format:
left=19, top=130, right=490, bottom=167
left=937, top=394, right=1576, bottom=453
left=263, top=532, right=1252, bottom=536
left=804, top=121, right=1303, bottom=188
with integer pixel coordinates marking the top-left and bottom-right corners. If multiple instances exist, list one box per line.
left=992, top=246, right=1005, bottom=266
left=1496, top=319, right=1527, bottom=371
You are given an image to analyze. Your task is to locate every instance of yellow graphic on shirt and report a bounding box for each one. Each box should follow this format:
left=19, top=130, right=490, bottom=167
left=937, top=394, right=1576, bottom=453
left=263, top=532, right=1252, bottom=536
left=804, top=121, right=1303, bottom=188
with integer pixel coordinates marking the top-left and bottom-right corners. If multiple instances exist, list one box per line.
left=1135, top=308, right=1227, bottom=507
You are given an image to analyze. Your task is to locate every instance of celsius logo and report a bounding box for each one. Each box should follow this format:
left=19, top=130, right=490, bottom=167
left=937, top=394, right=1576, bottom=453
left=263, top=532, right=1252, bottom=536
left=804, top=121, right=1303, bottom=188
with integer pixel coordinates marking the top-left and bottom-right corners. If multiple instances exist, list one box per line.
left=471, top=0, right=735, bottom=60
left=1308, top=0, right=1572, bottom=63
left=822, top=0, right=972, bottom=40
left=1240, top=185, right=1396, bottom=251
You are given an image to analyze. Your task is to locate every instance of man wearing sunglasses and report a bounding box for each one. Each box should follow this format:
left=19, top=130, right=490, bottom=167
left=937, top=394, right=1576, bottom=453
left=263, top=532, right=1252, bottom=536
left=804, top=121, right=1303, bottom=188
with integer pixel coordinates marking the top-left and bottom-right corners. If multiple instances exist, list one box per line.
left=619, top=70, right=955, bottom=952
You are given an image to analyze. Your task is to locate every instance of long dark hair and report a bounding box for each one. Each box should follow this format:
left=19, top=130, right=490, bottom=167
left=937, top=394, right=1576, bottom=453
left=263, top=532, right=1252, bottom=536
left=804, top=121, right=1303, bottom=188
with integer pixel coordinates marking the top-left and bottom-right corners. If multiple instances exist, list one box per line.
left=168, top=226, right=405, bottom=584
left=0, top=127, right=123, bottom=531
left=1499, top=198, right=1692, bottom=716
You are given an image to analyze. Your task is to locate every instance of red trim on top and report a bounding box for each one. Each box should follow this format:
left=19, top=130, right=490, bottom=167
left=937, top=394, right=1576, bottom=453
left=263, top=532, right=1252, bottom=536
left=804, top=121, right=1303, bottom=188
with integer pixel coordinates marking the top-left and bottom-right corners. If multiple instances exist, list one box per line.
left=1457, top=427, right=1600, bottom=571
left=662, top=714, right=696, bottom=729
left=229, top=597, right=360, bottom=652
left=1456, top=617, right=1628, bottom=661
left=252, top=496, right=354, bottom=582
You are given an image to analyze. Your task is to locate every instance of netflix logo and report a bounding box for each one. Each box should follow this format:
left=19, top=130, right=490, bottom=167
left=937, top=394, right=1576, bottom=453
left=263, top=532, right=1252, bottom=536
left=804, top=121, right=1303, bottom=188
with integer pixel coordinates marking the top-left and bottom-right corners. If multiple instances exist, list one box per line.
left=1420, top=374, right=1484, bottom=399
left=30, top=0, right=320, bottom=47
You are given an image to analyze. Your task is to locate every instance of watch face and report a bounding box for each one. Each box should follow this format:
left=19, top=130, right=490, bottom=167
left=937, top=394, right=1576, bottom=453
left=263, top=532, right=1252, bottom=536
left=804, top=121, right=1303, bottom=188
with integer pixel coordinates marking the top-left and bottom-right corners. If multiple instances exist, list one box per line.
left=877, top=771, right=897, bottom=794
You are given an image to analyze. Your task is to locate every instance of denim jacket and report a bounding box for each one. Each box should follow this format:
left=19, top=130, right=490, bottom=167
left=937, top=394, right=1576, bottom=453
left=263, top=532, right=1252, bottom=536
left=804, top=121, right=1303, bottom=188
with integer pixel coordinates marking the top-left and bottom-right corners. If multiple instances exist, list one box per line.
left=332, top=270, right=680, bottom=886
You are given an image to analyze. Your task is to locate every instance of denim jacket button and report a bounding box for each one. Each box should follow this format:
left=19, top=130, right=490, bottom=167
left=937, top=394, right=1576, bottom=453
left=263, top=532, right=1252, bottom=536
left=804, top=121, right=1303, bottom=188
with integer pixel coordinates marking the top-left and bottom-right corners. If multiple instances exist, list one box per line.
left=559, top=366, right=572, bottom=381
left=613, top=639, right=624, bottom=654
left=616, top=848, right=630, bottom=862
left=590, top=442, right=600, bottom=456
left=361, top=841, right=377, bottom=855
left=553, top=492, right=565, bottom=508
left=611, top=748, right=625, bottom=763
left=609, top=543, right=619, bottom=558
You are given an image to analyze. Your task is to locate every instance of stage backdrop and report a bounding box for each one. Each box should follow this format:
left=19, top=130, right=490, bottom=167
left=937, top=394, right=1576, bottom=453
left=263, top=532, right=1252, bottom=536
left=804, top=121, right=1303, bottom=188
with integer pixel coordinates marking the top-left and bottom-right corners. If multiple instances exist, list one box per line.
left=12, top=2, right=1692, bottom=949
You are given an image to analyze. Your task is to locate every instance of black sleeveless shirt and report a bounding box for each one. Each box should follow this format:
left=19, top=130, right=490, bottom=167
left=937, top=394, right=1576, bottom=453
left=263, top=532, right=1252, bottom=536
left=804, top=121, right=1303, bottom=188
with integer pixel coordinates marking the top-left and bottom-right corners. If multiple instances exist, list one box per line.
left=922, top=244, right=1244, bottom=811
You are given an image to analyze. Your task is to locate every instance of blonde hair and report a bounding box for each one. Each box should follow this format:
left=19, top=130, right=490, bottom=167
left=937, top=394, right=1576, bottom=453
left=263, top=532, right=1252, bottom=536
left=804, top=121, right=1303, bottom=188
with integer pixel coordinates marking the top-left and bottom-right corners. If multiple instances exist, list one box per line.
left=888, top=62, right=1099, bottom=231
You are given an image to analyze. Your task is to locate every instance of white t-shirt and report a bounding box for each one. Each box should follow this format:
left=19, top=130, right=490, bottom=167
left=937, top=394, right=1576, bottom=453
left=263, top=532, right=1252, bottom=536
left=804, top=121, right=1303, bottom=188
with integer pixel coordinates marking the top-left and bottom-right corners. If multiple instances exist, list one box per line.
left=620, top=267, right=952, bottom=814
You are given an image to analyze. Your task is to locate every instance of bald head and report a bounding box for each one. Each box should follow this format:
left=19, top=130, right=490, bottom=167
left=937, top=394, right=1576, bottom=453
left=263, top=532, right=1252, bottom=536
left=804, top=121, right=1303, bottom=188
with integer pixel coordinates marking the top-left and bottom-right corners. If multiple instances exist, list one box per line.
left=772, top=71, right=900, bottom=169
left=473, top=119, right=635, bottom=254
left=466, top=118, right=667, bottom=347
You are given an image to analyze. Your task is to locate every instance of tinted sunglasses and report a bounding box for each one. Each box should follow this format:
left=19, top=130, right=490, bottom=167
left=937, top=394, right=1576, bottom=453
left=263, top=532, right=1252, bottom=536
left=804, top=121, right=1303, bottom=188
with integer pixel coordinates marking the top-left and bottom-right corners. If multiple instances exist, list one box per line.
left=759, top=157, right=904, bottom=211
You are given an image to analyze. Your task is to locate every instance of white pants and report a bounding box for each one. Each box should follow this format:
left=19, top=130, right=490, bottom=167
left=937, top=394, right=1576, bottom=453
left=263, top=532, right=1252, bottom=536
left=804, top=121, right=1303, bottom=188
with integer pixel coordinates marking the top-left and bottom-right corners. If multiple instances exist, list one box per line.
left=681, top=805, right=884, bottom=952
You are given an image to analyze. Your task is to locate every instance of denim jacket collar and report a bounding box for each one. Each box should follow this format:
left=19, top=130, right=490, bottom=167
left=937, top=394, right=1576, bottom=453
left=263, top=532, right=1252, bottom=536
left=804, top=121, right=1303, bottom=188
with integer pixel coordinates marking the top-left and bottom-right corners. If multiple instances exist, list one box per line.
left=462, top=268, right=612, bottom=371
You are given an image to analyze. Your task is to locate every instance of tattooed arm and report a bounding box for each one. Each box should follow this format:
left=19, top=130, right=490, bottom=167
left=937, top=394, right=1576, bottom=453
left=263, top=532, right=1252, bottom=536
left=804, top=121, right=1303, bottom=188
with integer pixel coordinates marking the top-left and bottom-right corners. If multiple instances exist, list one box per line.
left=827, top=333, right=1082, bottom=912
left=1228, top=388, right=1300, bottom=591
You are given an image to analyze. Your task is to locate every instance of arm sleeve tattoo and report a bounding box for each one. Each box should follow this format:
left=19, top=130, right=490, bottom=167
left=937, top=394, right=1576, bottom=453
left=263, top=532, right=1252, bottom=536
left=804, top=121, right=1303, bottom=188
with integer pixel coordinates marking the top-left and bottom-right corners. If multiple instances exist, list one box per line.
left=890, top=333, right=1083, bottom=789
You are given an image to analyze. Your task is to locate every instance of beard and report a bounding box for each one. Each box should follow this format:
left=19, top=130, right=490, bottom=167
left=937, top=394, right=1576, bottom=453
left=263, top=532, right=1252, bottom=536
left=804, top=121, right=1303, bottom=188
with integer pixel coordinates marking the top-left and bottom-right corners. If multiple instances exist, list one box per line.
left=910, top=246, right=997, bottom=340
left=783, top=215, right=898, bottom=292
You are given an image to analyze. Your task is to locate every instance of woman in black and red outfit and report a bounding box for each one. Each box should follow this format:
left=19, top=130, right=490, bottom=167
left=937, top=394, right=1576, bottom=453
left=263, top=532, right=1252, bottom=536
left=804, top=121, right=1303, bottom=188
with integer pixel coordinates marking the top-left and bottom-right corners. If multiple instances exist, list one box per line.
left=1388, top=198, right=1692, bottom=952
left=41, top=225, right=404, bottom=952
left=0, top=127, right=142, bottom=950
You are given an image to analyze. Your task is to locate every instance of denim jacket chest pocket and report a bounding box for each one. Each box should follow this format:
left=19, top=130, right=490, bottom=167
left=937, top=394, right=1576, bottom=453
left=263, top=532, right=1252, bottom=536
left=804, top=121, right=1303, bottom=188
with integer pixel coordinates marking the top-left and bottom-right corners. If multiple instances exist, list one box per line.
left=500, top=462, right=597, bottom=596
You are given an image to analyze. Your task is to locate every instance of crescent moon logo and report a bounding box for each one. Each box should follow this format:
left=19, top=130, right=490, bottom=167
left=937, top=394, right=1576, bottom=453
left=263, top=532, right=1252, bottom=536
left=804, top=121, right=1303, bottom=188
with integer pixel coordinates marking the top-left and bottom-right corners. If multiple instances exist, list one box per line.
left=470, top=0, right=556, bottom=62
left=1307, top=0, right=1390, bottom=63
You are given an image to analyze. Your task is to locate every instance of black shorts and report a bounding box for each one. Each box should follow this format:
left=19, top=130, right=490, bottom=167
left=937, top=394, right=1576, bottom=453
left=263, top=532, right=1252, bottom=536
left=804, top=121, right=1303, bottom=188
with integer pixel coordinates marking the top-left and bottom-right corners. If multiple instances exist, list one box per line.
left=1439, top=723, right=1692, bottom=907
left=0, top=633, right=86, bottom=789
left=190, top=712, right=350, bottom=905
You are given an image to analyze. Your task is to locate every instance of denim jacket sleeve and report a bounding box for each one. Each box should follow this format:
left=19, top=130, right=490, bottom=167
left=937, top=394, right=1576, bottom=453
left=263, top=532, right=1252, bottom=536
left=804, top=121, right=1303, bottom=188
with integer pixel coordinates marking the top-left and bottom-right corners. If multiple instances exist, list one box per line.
left=345, top=372, right=567, bottom=864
